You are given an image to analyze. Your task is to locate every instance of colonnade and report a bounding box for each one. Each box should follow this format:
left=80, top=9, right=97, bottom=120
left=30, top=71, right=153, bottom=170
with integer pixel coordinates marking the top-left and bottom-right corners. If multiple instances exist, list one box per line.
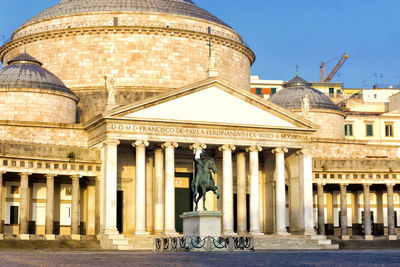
left=0, top=171, right=85, bottom=240
left=101, top=138, right=314, bottom=237
left=0, top=140, right=314, bottom=239
left=317, top=183, right=398, bottom=240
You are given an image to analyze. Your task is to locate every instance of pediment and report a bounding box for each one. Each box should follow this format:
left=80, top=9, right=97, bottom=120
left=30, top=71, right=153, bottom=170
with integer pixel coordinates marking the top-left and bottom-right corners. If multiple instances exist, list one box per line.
left=105, top=78, right=317, bottom=131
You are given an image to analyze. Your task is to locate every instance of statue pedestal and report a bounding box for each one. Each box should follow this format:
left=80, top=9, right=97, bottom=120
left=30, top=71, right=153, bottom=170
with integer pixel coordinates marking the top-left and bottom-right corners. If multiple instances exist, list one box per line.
left=180, top=211, right=222, bottom=237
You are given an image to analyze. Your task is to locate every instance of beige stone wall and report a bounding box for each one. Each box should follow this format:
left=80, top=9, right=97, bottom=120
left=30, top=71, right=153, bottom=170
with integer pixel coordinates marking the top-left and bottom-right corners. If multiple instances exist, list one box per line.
left=2, top=13, right=253, bottom=122
left=77, top=90, right=162, bottom=122
left=0, top=89, right=77, bottom=123
left=311, top=140, right=399, bottom=159
left=0, top=142, right=99, bottom=161
left=0, top=122, right=87, bottom=147
left=294, top=110, right=345, bottom=139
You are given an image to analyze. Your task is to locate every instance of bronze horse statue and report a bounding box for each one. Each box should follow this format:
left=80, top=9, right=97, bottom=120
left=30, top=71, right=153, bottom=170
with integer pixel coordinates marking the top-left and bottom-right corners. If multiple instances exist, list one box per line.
left=192, top=156, right=220, bottom=211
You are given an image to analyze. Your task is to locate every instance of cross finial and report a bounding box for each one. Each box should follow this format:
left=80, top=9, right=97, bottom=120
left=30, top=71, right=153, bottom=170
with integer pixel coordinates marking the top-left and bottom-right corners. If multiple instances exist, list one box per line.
left=296, top=65, right=299, bottom=77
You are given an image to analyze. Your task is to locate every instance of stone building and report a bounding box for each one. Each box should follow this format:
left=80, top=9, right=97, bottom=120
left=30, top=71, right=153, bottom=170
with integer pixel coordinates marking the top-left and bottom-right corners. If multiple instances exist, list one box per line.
left=0, top=0, right=398, bottom=249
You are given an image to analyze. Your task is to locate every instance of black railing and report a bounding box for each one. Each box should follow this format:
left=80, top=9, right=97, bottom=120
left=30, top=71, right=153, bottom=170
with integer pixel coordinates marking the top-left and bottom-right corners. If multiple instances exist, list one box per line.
left=154, top=236, right=254, bottom=252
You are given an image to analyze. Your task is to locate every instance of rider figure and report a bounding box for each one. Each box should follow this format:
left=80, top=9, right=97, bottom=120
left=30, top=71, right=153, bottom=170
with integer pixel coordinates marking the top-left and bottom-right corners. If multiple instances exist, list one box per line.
left=193, top=151, right=206, bottom=195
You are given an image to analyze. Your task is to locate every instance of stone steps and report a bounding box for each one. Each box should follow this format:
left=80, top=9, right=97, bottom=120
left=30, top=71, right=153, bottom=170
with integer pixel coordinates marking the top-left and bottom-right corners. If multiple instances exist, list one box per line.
left=126, top=235, right=154, bottom=251
left=254, top=235, right=338, bottom=250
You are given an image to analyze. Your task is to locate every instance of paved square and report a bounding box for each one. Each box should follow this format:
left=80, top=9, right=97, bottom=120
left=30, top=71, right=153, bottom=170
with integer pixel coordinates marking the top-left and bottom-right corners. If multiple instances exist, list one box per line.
left=0, top=250, right=400, bottom=267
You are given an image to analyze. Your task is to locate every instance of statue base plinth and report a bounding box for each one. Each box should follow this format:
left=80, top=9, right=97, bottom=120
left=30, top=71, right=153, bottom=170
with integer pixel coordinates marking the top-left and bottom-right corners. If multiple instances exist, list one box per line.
left=180, top=211, right=222, bottom=237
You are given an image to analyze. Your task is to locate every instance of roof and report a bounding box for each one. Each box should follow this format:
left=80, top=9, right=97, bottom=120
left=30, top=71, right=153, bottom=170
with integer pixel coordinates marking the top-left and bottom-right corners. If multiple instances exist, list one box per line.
left=23, top=0, right=230, bottom=28
left=0, top=53, right=77, bottom=97
left=268, top=76, right=342, bottom=111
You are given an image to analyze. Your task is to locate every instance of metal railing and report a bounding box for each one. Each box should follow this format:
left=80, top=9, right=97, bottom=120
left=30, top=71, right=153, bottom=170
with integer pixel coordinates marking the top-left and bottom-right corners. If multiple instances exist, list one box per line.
left=154, top=236, right=254, bottom=252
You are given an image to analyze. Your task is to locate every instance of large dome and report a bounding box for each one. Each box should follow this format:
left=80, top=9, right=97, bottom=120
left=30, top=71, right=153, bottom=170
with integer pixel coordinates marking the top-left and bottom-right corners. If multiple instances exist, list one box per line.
left=23, top=0, right=230, bottom=28
left=269, top=76, right=342, bottom=111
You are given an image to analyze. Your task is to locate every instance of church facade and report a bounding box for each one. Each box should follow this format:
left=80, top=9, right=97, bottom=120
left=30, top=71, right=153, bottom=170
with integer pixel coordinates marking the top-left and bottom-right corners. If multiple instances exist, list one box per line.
left=0, top=0, right=399, bottom=249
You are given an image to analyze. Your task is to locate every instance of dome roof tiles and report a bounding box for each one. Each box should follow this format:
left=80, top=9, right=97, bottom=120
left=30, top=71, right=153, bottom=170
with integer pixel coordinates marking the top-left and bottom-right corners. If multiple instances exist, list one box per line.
left=0, top=53, right=76, bottom=97
left=268, top=76, right=342, bottom=112
left=23, top=0, right=230, bottom=28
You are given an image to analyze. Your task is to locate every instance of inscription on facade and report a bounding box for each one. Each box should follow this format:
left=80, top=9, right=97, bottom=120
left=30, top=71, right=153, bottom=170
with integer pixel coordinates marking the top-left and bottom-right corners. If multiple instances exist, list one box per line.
left=110, top=124, right=309, bottom=142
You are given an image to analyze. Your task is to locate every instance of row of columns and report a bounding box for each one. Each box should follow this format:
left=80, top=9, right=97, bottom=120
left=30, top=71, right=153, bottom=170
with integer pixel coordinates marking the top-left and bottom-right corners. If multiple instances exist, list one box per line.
left=0, top=171, right=82, bottom=238
left=99, top=138, right=315, bottom=237
left=317, top=183, right=397, bottom=240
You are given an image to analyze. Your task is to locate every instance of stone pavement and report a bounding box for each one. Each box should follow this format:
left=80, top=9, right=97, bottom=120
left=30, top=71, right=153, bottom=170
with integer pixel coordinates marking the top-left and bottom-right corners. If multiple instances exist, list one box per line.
left=0, top=250, right=400, bottom=267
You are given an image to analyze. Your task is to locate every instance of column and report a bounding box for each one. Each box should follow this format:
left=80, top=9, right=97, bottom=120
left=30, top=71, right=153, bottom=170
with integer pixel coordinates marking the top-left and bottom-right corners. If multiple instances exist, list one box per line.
left=219, top=144, right=236, bottom=236
left=297, top=149, right=315, bottom=235
left=95, top=177, right=101, bottom=236
left=272, top=147, right=288, bottom=235
left=317, top=182, right=325, bottom=236
left=0, top=171, right=3, bottom=236
left=101, top=139, right=120, bottom=235
left=146, top=153, right=154, bottom=233
left=387, top=183, right=397, bottom=240
left=19, top=173, right=30, bottom=237
left=363, top=183, right=373, bottom=240
left=163, top=142, right=178, bottom=236
left=247, top=145, right=263, bottom=236
left=45, top=174, right=55, bottom=238
left=71, top=175, right=80, bottom=238
left=154, top=148, right=164, bottom=234
left=236, top=151, right=247, bottom=235
left=133, top=140, right=149, bottom=235
left=340, top=184, right=349, bottom=240
left=190, top=143, right=207, bottom=211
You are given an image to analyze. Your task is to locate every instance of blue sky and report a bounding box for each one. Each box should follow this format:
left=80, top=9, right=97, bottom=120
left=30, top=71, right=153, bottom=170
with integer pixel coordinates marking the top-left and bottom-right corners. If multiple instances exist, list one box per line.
left=1, top=0, right=399, bottom=88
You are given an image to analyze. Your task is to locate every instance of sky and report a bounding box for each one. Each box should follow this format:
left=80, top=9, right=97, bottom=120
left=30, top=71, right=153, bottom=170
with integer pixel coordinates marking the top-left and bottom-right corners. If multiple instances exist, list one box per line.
left=0, top=0, right=399, bottom=88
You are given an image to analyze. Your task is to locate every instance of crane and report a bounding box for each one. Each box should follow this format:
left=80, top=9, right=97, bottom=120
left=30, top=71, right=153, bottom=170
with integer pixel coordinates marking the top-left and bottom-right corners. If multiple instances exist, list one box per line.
left=320, top=53, right=349, bottom=82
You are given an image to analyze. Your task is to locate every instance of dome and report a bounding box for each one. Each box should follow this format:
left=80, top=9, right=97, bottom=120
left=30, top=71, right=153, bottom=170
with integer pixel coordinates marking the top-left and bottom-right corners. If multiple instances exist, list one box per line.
left=0, top=53, right=78, bottom=123
left=0, top=53, right=76, bottom=97
left=268, top=76, right=342, bottom=111
left=23, top=0, right=230, bottom=28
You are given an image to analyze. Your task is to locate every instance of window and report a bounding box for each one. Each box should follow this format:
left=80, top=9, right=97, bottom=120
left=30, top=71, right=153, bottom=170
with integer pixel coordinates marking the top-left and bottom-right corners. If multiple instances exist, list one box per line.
left=113, top=17, right=118, bottom=26
left=329, top=88, right=334, bottom=98
left=271, top=88, right=277, bottom=95
left=366, top=124, right=374, bottom=136
left=256, top=88, right=262, bottom=95
left=345, top=124, right=353, bottom=136
left=385, top=124, right=393, bottom=137
left=336, top=89, right=342, bottom=98
left=65, top=188, right=72, bottom=196
left=10, top=186, right=19, bottom=195
left=10, top=206, right=18, bottom=224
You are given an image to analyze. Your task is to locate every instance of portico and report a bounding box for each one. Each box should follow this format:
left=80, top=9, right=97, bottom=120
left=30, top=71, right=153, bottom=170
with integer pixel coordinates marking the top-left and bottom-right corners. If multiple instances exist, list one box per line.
left=83, top=78, right=318, bottom=248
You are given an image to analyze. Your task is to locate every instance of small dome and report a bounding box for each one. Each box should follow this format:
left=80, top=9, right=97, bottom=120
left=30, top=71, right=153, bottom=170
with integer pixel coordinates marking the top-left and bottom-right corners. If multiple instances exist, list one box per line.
left=0, top=53, right=76, bottom=97
left=23, top=0, right=230, bottom=28
left=269, top=76, right=341, bottom=111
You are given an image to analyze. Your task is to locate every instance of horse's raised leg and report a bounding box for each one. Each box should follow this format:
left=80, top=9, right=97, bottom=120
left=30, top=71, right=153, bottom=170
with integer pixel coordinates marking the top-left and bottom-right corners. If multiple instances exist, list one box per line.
left=214, top=185, right=220, bottom=199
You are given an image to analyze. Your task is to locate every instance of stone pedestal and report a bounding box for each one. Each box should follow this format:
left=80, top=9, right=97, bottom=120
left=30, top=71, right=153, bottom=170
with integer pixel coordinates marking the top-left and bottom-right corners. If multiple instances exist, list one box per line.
left=180, top=211, right=222, bottom=237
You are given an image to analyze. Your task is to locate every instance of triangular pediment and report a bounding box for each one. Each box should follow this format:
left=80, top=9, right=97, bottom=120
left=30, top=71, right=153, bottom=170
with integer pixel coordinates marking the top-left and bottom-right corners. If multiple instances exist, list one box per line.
left=104, top=78, right=318, bottom=131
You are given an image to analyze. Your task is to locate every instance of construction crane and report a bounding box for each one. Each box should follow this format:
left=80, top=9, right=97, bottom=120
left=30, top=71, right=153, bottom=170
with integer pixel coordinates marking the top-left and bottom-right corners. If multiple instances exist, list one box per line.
left=320, top=53, right=349, bottom=82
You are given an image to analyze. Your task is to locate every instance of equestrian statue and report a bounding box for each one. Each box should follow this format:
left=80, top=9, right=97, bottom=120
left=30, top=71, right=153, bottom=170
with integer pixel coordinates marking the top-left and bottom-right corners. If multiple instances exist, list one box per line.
left=192, top=151, right=220, bottom=211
